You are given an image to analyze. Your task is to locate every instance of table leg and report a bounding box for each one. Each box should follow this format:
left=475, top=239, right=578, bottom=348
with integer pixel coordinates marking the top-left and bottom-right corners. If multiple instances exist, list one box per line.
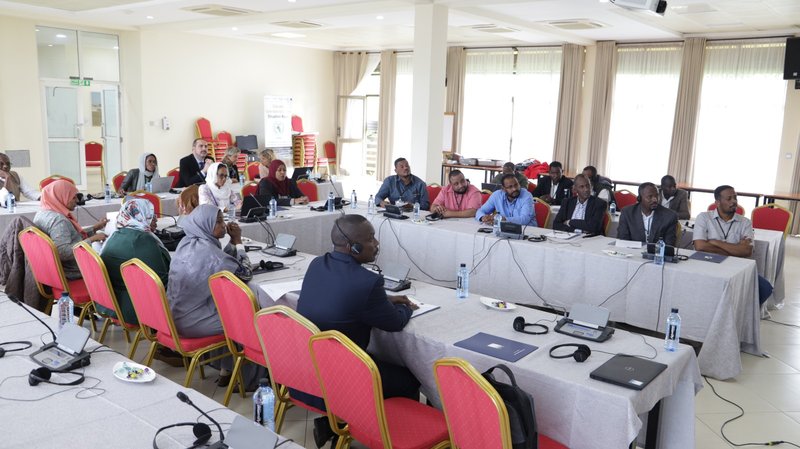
left=645, top=400, right=661, bottom=449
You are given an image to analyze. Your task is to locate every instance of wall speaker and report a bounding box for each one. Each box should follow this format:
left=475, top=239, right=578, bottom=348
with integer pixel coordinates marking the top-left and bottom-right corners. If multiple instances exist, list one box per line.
left=784, top=37, right=800, bottom=80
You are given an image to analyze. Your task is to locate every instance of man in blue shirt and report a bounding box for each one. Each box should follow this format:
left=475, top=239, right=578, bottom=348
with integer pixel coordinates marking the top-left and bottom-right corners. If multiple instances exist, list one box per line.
left=476, top=174, right=536, bottom=226
left=375, top=157, right=430, bottom=210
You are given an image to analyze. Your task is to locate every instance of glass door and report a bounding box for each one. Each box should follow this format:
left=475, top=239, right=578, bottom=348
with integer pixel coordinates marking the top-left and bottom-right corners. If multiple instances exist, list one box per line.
left=44, top=84, right=83, bottom=186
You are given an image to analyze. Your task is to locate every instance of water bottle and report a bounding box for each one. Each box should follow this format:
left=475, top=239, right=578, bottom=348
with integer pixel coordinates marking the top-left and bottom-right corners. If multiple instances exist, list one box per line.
left=655, top=238, right=665, bottom=266
left=350, top=190, right=357, bottom=209
left=144, top=182, right=152, bottom=193
left=413, top=201, right=420, bottom=220
left=327, top=191, right=335, bottom=212
left=269, top=196, right=277, bottom=219
left=664, top=308, right=681, bottom=352
left=57, top=292, right=74, bottom=333
left=228, top=199, right=236, bottom=221
left=253, top=378, right=275, bottom=431
left=104, top=183, right=112, bottom=203
left=6, top=192, right=15, bottom=213
left=239, top=174, right=245, bottom=185
left=493, top=214, right=502, bottom=235
left=367, top=195, right=376, bottom=215
left=609, top=202, right=616, bottom=215
left=456, top=263, right=469, bottom=299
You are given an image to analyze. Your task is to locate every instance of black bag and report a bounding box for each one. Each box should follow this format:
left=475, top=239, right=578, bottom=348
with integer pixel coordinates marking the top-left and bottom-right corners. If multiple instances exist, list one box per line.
left=482, top=364, right=538, bottom=449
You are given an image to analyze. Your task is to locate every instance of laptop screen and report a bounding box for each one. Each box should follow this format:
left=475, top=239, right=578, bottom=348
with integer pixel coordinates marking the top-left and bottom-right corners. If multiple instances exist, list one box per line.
left=274, top=233, right=296, bottom=250
left=292, top=167, right=312, bottom=181
left=381, top=262, right=410, bottom=282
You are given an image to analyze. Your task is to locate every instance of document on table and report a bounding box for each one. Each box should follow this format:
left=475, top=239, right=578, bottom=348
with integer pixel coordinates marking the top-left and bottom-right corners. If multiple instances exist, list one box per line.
left=407, top=296, right=440, bottom=318
left=454, top=332, right=537, bottom=362
left=259, top=279, right=304, bottom=302
left=614, top=239, right=643, bottom=249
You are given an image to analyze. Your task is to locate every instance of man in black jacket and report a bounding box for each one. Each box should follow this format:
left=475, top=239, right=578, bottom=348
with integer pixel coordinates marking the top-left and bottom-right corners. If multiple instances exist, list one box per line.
left=553, top=174, right=608, bottom=235
left=532, top=161, right=573, bottom=205
left=177, top=139, right=213, bottom=187
left=616, top=182, right=678, bottom=246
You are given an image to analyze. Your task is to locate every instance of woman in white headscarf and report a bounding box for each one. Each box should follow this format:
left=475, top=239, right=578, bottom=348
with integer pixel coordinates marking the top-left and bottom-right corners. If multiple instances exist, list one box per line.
left=119, top=152, right=161, bottom=194
left=198, top=162, right=241, bottom=212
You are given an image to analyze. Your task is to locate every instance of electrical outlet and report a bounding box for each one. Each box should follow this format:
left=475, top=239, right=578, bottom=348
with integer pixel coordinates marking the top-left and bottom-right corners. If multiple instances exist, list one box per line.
left=161, top=117, right=170, bottom=131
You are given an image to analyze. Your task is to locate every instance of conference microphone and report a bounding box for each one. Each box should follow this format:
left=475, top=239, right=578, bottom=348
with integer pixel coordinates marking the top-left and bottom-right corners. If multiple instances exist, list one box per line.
left=8, top=295, right=57, bottom=344
left=176, top=391, right=226, bottom=447
left=248, top=193, right=276, bottom=247
left=328, top=177, right=342, bottom=198
left=154, top=211, right=180, bottom=228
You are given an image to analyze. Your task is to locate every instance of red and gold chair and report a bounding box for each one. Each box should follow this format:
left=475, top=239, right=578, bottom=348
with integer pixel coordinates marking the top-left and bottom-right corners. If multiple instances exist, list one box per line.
left=708, top=203, right=745, bottom=216
left=526, top=183, right=537, bottom=194
left=112, top=171, right=127, bottom=193
left=309, top=330, right=450, bottom=449
left=39, top=175, right=76, bottom=190
left=166, top=167, right=180, bottom=188
left=613, top=190, right=638, bottom=210
left=752, top=204, right=792, bottom=236
left=427, top=184, right=442, bottom=205
left=125, top=190, right=162, bottom=216
left=85, top=141, right=105, bottom=186
left=533, top=197, right=551, bottom=228
left=297, top=179, right=318, bottom=202
left=246, top=162, right=261, bottom=181
left=602, top=211, right=612, bottom=236
left=316, top=141, right=338, bottom=176
left=121, top=259, right=228, bottom=387
left=481, top=189, right=492, bottom=205
left=241, top=181, right=259, bottom=199
left=196, top=117, right=228, bottom=157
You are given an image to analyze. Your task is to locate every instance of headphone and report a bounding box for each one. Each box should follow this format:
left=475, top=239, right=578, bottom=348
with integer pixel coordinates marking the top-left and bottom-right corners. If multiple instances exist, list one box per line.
left=28, top=367, right=85, bottom=386
left=512, top=316, right=548, bottom=335
left=334, top=218, right=362, bottom=255
left=152, top=421, right=211, bottom=449
left=258, top=260, right=284, bottom=271
left=0, top=340, right=32, bottom=358
left=549, top=343, right=591, bottom=362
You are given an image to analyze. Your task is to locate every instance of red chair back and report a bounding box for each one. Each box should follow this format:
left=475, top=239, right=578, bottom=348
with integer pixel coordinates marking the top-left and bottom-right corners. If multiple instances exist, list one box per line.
left=241, top=182, right=259, bottom=198
left=602, top=211, right=612, bottom=236
left=209, top=272, right=261, bottom=356
left=614, top=190, right=638, bottom=210
left=526, top=183, right=536, bottom=194
left=73, top=242, right=121, bottom=323
left=708, top=203, right=745, bottom=216
left=166, top=167, right=180, bottom=188
left=112, top=171, right=127, bottom=192
left=481, top=191, right=491, bottom=205
left=39, top=175, right=76, bottom=190
left=291, top=115, right=303, bottom=133
left=18, top=227, right=69, bottom=298
left=196, top=117, right=213, bottom=140
left=85, top=141, right=104, bottom=165
left=533, top=197, right=551, bottom=228
left=297, top=180, right=318, bottom=202
left=752, top=204, right=793, bottom=235
left=217, top=131, right=234, bottom=148
left=246, top=162, right=260, bottom=181
left=121, top=259, right=175, bottom=344
left=427, top=184, right=442, bottom=204
left=323, top=141, right=336, bottom=159
left=126, top=191, right=162, bottom=216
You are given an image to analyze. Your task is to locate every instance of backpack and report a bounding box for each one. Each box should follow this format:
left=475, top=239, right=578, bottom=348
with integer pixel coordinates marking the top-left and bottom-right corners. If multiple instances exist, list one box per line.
left=482, top=364, right=538, bottom=449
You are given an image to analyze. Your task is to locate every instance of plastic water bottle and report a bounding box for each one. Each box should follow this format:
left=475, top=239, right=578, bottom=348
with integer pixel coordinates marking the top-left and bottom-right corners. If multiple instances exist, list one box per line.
left=6, top=192, right=15, bottom=213
left=664, top=308, right=681, bottom=352
left=413, top=201, right=420, bottom=220
left=350, top=190, right=357, bottom=209
left=239, top=174, right=245, bottom=185
left=367, top=195, right=376, bottom=215
left=144, top=182, right=152, bottom=193
left=269, top=197, right=277, bottom=219
left=57, top=292, right=74, bottom=333
left=493, top=214, right=502, bottom=235
left=228, top=199, right=236, bottom=221
left=655, top=238, right=665, bottom=266
left=327, top=191, right=335, bottom=212
left=609, top=202, right=616, bottom=215
left=104, top=183, right=112, bottom=203
left=456, top=263, right=469, bottom=299
left=253, top=378, right=275, bottom=431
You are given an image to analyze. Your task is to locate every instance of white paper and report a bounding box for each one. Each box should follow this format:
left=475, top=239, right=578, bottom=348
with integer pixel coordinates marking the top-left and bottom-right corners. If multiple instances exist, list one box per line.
left=258, top=279, right=304, bottom=302
left=407, top=295, right=441, bottom=318
left=542, top=230, right=580, bottom=240
left=614, top=239, right=643, bottom=249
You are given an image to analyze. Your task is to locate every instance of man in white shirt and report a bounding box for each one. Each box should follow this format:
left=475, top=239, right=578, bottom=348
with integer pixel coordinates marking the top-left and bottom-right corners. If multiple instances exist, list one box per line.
left=0, top=153, right=40, bottom=205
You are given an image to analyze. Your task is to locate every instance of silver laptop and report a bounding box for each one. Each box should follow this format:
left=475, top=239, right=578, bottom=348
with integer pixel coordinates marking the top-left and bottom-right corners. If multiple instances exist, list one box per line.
left=382, top=262, right=411, bottom=292
left=149, top=176, right=174, bottom=193
left=225, top=415, right=278, bottom=449
left=263, top=233, right=297, bottom=257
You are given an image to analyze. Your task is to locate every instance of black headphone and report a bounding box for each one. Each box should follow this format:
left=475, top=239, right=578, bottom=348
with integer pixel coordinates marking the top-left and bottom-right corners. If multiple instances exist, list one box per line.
left=512, top=316, right=548, bottom=335
left=152, top=421, right=212, bottom=449
left=259, top=260, right=284, bottom=271
left=334, top=218, right=362, bottom=255
left=28, top=367, right=85, bottom=386
left=549, top=343, right=591, bottom=362
left=0, top=341, right=32, bottom=358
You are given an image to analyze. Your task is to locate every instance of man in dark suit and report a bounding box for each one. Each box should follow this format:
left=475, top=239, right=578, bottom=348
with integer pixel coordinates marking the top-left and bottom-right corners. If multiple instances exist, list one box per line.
left=553, top=174, right=607, bottom=235
left=297, top=215, right=420, bottom=448
left=177, top=139, right=213, bottom=187
left=660, top=175, right=691, bottom=220
left=532, top=161, right=573, bottom=205
left=616, top=182, right=678, bottom=246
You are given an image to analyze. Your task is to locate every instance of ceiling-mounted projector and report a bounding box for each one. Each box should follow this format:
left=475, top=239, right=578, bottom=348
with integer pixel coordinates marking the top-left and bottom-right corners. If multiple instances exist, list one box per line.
left=609, top=0, right=668, bottom=16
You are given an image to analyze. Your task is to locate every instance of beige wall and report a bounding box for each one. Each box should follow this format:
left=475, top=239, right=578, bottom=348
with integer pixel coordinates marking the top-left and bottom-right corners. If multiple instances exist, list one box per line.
left=775, top=82, right=800, bottom=194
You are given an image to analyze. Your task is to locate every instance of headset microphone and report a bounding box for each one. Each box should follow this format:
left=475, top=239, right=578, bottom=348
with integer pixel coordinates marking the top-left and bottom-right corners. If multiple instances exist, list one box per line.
left=512, top=316, right=549, bottom=335
left=334, top=218, right=362, bottom=255
left=153, top=392, right=224, bottom=449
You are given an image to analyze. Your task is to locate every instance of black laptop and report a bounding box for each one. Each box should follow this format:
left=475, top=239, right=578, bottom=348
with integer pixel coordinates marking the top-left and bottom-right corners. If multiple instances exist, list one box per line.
left=291, top=167, right=313, bottom=181
left=590, top=355, right=667, bottom=390
left=482, top=182, right=502, bottom=192
left=239, top=195, right=268, bottom=222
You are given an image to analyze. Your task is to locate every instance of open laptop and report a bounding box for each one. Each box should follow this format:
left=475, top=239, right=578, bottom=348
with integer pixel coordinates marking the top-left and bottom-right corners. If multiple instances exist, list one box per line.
left=240, top=195, right=268, bottom=222
left=149, top=176, right=175, bottom=193
left=481, top=182, right=502, bottom=192
left=590, top=354, right=667, bottom=390
left=382, top=262, right=411, bottom=292
left=291, top=167, right=313, bottom=181
left=223, top=415, right=278, bottom=449
left=263, top=233, right=297, bottom=257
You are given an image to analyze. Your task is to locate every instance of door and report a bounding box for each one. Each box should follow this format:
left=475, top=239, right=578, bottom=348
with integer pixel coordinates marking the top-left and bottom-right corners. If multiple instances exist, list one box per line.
left=44, top=84, right=83, bottom=186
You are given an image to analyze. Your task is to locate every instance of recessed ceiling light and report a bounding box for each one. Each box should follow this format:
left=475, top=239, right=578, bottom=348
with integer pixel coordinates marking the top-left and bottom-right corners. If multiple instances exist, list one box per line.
left=146, top=15, right=154, bottom=20
left=232, top=27, right=238, bottom=31
left=55, top=34, right=67, bottom=38
left=47, top=44, right=53, bottom=47
left=376, top=15, right=384, bottom=20
left=35, top=28, right=40, bottom=32
left=271, top=32, right=305, bottom=38
left=113, top=46, right=119, bottom=50
left=288, top=0, right=296, bottom=3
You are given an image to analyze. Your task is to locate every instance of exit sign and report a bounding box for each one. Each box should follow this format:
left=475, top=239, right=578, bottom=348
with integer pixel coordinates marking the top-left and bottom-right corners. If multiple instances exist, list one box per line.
left=69, top=79, right=91, bottom=86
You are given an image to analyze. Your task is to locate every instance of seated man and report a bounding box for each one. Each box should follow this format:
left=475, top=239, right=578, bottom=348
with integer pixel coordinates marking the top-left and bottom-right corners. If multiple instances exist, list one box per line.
left=660, top=175, right=690, bottom=220
left=532, top=161, right=573, bottom=205
left=0, top=152, right=40, bottom=205
left=616, top=182, right=678, bottom=246
left=375, top=157, right=430, bottom=210
left=582, top=165, right=613, bottom=205
left=553, top=174, right=607, bottom=235
left=431, top=169, right=482, bottom=218
left=296, top=215, right=420, bottom=447
left=177, top=139, right=213, bottom=187
left=693, top=185, right=772, bottom=304
left=491, top=162, right=528, bottom=189
left=475, top=174, right=536, bottom=226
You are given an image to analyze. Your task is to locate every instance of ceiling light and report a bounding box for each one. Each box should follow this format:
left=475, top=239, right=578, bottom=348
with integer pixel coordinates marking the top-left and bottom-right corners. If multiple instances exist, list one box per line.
left=113, top=46, right=119, bottom=50
left=146, top=15, right=154, bottom=19
left=55, top=34, right=67, bottom=38
left=271, top=32, right=305, bottom=38
left=288, top=0, right=296, bottom=2
left=376, top=15, right=384, bottom=20
left=35, top=28, right=40, bottom=32
left=47, top=44, right=53, bottom=47
left=232, top=27, right=238, bottom=31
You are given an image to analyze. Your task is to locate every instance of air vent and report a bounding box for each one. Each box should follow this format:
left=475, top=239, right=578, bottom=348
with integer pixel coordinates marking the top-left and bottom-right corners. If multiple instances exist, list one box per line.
left=272, top=21, right=323, bottom=29
left=547, top=20, right=607, bottom=30
left=471, top=24, right=519, bottom=34
left=184, top=4, right=257, bottom=16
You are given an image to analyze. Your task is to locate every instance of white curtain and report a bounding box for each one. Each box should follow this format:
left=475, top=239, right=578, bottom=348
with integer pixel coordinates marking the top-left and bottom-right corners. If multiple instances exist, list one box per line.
left=587, top=41, right=617, bottom=174
left=377, top=50, right=397, bottom=180
left=446, top=46, right=466, bottom=154
left=552, top=44, right=585, bottom=171
left=334, top=52, right=378, bottom=176
left=668, top=38, right=706, bottom=184
left=392, top=54, right=414, bottom=163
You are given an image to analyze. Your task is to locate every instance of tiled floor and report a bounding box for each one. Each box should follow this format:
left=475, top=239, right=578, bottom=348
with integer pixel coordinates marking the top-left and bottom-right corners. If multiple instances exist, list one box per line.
left=97, top=236, right=800, bottom=449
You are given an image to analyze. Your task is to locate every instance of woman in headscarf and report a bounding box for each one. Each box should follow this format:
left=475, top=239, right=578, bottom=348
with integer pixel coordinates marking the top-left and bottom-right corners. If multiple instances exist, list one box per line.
left=119, top=153, right=160, bottom=194
left=199, top=162, right=242, bottom=212
left=167, top=204, right=252, bottom=338
left=33, top=180, right=108, bottom=279
left=256, top=160, right=309, bottom=205
left=99, top=198, right=170, bottom=325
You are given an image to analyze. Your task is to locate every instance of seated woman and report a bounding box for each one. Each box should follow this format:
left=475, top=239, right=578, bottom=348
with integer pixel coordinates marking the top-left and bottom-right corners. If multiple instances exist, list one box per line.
left=256, top=149, right=275, bottom=180
left=33, top=180, right=108, bottom=279
left=220, top=147, right=241, bottom=183
left=119, top=152, right=160, bottom=194
left=99, top=199, right=170, bottom=325
left=199, top=162, right=241, bottom=212
left=257, top=160, right=309, bottom=206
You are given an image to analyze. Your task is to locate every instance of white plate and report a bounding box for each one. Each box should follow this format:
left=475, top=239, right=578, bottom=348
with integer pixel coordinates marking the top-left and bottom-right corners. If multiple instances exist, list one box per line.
left=113, top=361, right=156, bottom=383
left=479, top=296, right=517, bottom=311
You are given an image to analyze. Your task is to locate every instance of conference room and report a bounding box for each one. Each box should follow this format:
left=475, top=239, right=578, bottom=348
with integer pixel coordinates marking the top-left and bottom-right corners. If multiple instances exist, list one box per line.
left=1, top=1, right=800, bottom=448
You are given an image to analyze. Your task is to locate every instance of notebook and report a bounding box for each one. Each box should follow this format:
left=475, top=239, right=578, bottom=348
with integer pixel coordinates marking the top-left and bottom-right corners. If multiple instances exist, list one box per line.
left=689, top=251, right=727, bottom=263
left=589, top=354, right=667, bottom=390
left=407, top=296, right=440, bottom=318
left=454, top=332, right=538, bottom=362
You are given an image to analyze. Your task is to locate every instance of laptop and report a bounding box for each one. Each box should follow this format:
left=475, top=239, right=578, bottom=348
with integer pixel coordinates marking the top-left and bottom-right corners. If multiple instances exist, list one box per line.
left=263, top=233, right=297, bottom=257
left=149, top=176, right=174, bottom=193
left=291, top=167, right=313, bottom=181
left=498, top=221, right=524, bottom=240
left=590, top=354, right=667, bottom=391
left=382, top=262, right=411, bottom=292
left=383, top=204, right=408, bottom=220
left=481, top=182, right=502, bottom=192
left=240, top=195, right=269, bottom=222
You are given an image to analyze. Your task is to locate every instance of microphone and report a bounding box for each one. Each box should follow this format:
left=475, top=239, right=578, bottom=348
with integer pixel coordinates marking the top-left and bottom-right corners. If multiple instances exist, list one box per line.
left=328, top=177, right=341, bottom=198
left=176, top=391, right=225, bottom=445
left=9, top=295, right=57, bottom=343
left=154, top=211, right=179, bottom=228
left=248, top=194, right=276, bottom=246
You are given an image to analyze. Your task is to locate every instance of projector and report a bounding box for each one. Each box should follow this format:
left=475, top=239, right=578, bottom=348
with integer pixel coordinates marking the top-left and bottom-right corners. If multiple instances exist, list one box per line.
left=610, top=0, right=667, bottom=16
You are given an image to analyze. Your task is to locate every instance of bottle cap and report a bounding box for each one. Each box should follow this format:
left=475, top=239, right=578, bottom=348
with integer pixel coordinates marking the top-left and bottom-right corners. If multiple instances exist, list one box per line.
left=460, top=263, right=466, bottom=267
left=671, top=307, right=679, bottom=313
left=61, top=292, right=69, bottom=297
left=259, top=378, right=269, bottom=386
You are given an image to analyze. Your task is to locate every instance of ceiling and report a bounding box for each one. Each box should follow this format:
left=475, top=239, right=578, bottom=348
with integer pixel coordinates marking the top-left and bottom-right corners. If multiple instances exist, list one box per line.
left=2, top=0, right=799, bottom=50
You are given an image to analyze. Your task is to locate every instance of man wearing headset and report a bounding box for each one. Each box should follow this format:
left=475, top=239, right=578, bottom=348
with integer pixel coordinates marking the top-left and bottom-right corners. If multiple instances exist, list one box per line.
left=297, top=215, right=419, bottom=448
left=616, top=182, right=678, bottom=246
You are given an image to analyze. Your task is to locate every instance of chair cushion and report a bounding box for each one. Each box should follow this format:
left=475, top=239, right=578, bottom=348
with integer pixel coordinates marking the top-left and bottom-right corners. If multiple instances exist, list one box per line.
left=156, top=331, right=225, bottom=353
left=66, top=278, right=91, bottom=304
left=86, top=162, right=102, bottom=167
left=540, top=434, right=569, bottom=449
left=377, top=397, right=448, bottom=449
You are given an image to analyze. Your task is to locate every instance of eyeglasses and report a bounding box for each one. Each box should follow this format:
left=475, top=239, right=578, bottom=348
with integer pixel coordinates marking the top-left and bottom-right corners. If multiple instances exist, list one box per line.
left=217, top=173, right=228, bottom=178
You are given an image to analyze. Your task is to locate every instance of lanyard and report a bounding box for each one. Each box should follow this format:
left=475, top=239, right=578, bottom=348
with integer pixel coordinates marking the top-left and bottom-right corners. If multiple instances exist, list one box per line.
left=714, top=217, right=734, bottom=241
left=642, top=213, right=653, bottom=240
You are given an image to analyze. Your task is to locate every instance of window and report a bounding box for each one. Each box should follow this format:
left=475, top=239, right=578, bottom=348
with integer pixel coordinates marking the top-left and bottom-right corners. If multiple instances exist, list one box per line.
left=605, top=43, right=683, bottom=183
left=392, top=54, right=414, bottom=161
left=36, top=26, right=120, bottom=82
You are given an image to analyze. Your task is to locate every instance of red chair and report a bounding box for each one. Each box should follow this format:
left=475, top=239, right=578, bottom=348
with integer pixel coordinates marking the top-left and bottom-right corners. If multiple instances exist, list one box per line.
left=73, top=242, right=142, bottom=358
left=39, top=175, right=76, bottom=190
left=434, top=358, right=568, bottom=449
left=166, top=167, right=180, bottom=188
left=602, top=211, right=612, bottom=236
left=427, top=184, right=442, bottom=204
left=196, top=117, right=228, bottom=157
left=209, top=271, right=267, bottom=406
left=297, top=179, right=318, bottom=202
left=241, top=181, right=259, bottom=198
left=18, top=227, right=94, bottom=323
left=708, top=203, right=745, bottom=216
left=309, top=330, right=450, bottom=449
left=125, top=190, right=162, bottom=216
left=112, top=171, right=127, bottom=192
left=316, top=141, right=337, bottom=176
left=291, top=115, right=303, bottom=133
left=246, top=162, right=261, bottom=181
left=614, top=190, right=638, bottom=210
left=255, top=306, right=325, bottom=433
left=481, top=190, right=492, bottom=205
left=85, top=141, right=105, bottom=186
left=526, top=183, right=536, bottom=194
left=121, top=258, right=228, bottom=387
left=533, top=197, right=551, bottom=228
left=752, top=204, right=793, bottom=236
left=217, top=131, right=234, bottom=149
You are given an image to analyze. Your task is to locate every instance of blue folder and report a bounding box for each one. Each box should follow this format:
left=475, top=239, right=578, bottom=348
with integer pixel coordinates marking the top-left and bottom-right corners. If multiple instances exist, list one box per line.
left=454, top=332, right=538, bottom=362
